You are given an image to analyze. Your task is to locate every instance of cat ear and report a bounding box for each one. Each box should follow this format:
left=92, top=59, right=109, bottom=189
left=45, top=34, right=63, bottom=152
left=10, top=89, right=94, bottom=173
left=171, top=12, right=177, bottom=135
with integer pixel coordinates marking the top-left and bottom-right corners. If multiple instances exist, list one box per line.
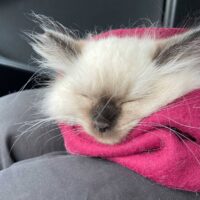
left=28, top=14, right=84, bottom=73
left=153, top=28, right=200, bottom=74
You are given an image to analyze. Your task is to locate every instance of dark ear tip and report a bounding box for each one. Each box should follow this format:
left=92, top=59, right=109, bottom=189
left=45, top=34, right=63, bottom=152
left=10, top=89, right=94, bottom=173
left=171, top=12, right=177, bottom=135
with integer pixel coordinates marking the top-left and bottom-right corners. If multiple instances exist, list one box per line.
left=152, top=45, right=162, bottom=61
left=38, top=28, right=83, bottom=58
left=153, top=28, right=200, bottom=68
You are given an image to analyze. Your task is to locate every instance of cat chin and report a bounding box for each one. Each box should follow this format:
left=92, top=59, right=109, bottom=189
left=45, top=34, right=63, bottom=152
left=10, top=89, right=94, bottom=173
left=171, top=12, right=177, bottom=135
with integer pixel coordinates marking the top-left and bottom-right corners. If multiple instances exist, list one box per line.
left=88, top=132, right=126, bottom=145
left=82, top=126, right=131, bottom=145
left=93, top=137, right=123, bottom=145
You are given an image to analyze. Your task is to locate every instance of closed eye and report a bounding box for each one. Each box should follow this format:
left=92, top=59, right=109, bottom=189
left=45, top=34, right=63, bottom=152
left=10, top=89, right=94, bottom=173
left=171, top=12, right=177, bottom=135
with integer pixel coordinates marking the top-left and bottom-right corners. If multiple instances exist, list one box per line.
left=120, top=98, right=142, bottom=105
left=78, top=93, right=92, bottom=100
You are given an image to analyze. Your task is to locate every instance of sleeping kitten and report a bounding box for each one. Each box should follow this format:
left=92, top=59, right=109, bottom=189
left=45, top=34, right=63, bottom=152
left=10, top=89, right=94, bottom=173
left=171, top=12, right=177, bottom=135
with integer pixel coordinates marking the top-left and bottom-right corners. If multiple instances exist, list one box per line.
left=30, top=15, right=200, bottom=144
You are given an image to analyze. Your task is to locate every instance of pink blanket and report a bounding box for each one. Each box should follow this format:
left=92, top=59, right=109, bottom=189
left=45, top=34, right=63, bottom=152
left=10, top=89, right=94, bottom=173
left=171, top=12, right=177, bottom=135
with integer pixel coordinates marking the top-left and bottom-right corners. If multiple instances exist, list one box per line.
left=59, top=28, right=200, bottom=192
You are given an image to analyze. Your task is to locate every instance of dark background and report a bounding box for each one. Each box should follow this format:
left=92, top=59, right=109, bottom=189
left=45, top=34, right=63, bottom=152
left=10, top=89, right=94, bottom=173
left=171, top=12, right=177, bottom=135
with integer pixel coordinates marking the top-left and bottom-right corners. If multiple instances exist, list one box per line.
left=0, top=0, right=200, bottom=96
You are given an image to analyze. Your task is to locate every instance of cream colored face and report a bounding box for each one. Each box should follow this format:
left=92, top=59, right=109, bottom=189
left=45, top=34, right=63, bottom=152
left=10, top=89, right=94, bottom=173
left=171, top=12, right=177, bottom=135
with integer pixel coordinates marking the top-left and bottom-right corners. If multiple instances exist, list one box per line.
left=42, top=37, right=163, bottom=144
left=30, top=15, right=200, bottom=144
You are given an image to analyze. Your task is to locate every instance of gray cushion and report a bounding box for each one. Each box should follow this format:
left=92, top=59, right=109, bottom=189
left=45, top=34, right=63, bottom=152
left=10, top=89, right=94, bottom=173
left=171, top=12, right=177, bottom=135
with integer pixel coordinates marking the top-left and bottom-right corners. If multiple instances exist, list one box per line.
left=0, top=89, right=199, bottom=200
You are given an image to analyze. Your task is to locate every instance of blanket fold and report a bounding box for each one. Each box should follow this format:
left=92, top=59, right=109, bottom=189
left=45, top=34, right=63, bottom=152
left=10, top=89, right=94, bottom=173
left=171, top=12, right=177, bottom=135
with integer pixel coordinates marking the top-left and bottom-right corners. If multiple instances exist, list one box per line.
left=59, top=28, right=200, bottom=192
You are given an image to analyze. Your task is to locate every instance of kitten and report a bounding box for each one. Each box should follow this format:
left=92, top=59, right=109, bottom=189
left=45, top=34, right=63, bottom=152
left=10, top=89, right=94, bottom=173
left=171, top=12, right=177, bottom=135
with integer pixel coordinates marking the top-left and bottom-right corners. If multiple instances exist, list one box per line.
left=29, top=15, right=200, bottom=145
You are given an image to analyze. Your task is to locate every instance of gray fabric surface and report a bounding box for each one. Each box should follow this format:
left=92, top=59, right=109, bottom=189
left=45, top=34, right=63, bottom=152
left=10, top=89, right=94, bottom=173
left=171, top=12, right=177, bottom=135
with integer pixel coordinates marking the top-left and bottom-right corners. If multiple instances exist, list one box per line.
left=0, top=89, right=199, bottom=200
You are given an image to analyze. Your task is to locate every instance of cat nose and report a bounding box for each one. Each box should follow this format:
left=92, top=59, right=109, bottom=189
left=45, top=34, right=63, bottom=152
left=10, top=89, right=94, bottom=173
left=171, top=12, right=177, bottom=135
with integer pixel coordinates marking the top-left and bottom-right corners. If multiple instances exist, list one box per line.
left=91, top=97, right=121, bottom=133
left=93, top=121, right=110, bottom=133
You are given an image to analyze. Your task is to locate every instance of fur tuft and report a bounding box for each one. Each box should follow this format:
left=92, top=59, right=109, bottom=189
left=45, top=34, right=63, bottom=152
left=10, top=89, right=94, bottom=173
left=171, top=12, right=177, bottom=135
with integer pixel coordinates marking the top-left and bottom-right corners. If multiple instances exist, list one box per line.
left=27, top=13, right=83, bottom=73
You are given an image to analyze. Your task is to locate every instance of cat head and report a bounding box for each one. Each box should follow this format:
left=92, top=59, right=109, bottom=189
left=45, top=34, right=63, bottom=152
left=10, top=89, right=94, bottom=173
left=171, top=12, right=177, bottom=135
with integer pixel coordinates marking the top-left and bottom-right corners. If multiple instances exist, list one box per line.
left=30, top=15, right=200, bottom=144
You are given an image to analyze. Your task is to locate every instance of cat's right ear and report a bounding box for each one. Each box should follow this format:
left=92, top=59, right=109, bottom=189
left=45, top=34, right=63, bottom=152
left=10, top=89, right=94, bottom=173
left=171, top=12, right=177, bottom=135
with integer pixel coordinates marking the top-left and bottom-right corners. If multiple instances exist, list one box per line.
left=28, top=15, right=84, bottom=74
left=153, top=28, right=200, bottom=74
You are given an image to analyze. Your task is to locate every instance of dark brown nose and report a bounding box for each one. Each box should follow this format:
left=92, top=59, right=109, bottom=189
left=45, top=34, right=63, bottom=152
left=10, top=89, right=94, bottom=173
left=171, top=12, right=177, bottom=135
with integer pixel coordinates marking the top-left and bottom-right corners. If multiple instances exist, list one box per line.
left=93, top=121, right=110, bottom=133
left=91, top=97, right=120, bottom=132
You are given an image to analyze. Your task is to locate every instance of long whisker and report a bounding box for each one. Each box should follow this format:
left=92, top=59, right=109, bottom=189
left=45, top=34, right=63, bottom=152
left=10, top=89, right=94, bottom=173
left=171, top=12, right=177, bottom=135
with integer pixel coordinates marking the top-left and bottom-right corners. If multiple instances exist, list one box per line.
left=10, top=113, right=83, bottom=153
left=43, top=134, right=63, bottom=147
left=168, top=127, right=200, bottom=166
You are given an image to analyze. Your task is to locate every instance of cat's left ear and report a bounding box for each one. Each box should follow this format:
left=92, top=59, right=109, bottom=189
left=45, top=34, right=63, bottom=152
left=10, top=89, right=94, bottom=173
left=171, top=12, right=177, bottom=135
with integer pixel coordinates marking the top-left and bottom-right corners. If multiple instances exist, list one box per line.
left=28, top=15, right=84, bottom=73
left=30, top=29, right=84, bottom=73
left=153, top=28, right=200, bottom=73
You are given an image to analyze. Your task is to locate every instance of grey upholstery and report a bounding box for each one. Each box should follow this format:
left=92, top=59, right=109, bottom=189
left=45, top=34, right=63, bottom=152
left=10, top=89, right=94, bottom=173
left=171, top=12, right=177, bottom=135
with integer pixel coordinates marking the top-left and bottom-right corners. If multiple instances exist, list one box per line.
left=0, top=89, right=199, bottom=200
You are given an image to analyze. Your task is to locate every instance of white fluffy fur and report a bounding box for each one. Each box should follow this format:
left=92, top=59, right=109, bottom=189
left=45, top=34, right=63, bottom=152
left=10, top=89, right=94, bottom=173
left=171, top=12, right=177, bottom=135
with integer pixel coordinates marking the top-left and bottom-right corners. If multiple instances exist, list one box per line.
left=30, top=15, right=200, bottom=144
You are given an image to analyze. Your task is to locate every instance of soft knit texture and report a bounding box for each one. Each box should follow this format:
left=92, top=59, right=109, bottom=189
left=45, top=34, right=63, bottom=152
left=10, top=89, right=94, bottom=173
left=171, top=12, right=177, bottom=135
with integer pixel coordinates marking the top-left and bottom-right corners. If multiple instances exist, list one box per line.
left=59, top=28, right=200, bottom=192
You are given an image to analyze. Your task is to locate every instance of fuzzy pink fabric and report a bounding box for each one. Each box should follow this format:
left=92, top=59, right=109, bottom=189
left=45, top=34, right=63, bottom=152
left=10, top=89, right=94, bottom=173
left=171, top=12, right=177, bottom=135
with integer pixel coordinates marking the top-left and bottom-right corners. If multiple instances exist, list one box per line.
left=59, top=28, right=200, bottom=192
